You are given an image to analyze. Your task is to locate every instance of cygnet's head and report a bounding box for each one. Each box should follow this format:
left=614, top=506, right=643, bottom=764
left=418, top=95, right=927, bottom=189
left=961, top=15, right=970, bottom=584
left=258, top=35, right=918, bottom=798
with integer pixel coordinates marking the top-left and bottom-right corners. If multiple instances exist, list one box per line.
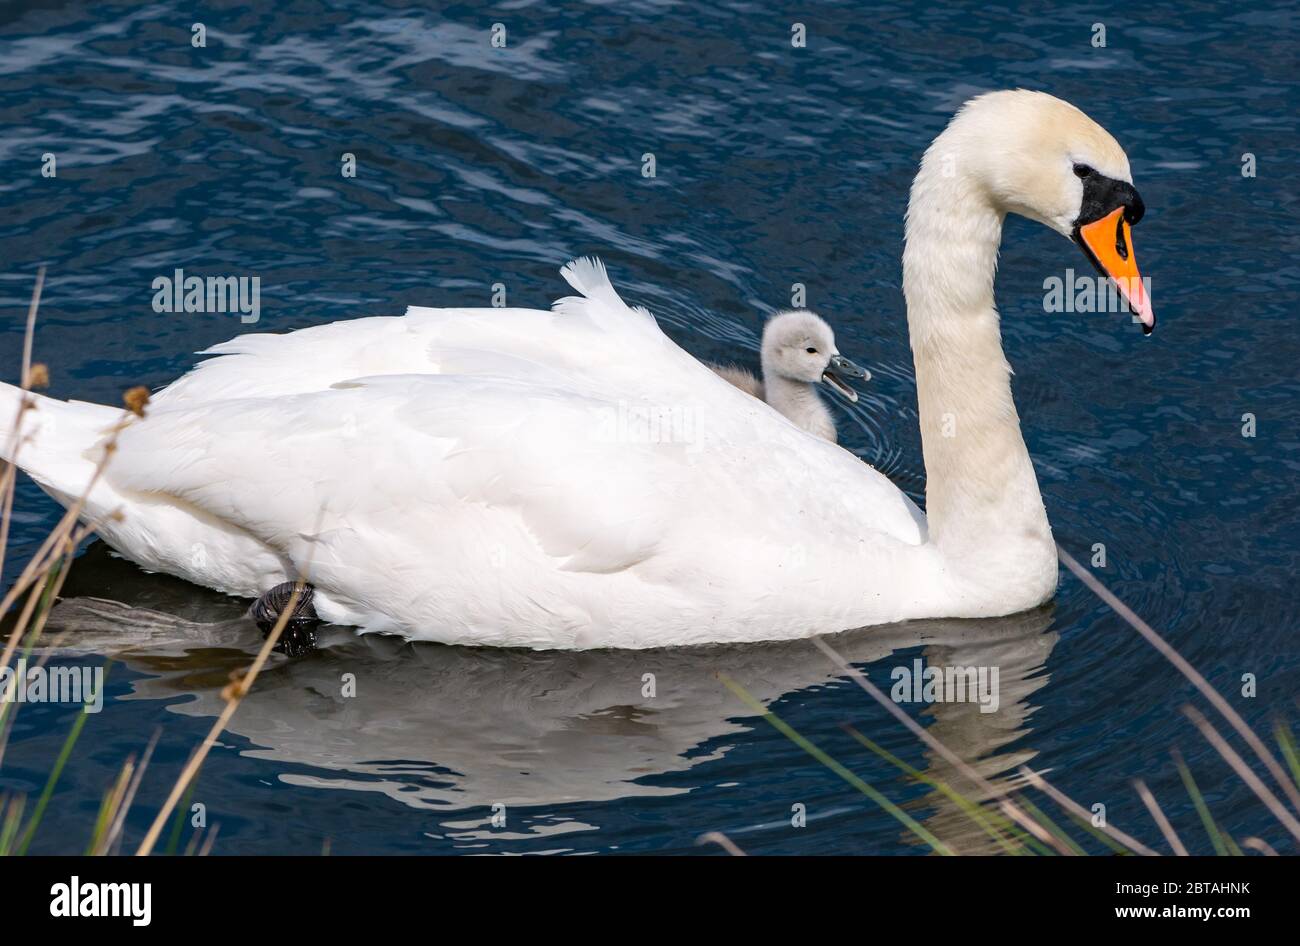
left=760, top=310, right=870, bottom=402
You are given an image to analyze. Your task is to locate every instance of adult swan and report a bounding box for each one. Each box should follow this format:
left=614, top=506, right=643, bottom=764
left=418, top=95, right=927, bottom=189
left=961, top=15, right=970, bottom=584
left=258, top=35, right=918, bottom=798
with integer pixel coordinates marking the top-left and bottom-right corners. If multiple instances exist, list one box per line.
left=2, top=91, right=1153, bottom=649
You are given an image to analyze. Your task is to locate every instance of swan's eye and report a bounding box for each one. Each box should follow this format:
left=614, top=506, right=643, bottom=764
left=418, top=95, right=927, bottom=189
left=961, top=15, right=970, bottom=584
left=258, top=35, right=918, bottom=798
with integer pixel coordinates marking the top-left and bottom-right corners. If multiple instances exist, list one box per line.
left=806, top=347, right=818, bottom=354
left=1073, top=163, right=1093, bottom=179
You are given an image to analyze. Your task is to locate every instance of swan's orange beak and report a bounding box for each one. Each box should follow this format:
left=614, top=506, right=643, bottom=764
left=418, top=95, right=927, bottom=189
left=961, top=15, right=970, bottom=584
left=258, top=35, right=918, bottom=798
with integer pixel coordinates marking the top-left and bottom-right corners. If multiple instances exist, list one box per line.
left=1077, top=207, right=1154, bottom=335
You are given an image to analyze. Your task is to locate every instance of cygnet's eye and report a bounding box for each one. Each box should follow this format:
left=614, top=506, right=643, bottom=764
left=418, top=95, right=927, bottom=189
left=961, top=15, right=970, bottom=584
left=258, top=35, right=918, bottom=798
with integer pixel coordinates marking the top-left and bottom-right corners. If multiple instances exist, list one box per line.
left=1072, top=163, right=1093, bottom=179
left=805, top=347, right=818, bottom=354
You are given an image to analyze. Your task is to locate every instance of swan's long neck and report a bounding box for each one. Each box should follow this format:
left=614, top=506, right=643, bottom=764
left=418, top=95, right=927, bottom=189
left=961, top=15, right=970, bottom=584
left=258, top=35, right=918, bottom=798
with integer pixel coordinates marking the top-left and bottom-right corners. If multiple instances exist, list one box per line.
left=761, top=370, right=836, bottom=443
left=903, top=148, right=1056, bottom=597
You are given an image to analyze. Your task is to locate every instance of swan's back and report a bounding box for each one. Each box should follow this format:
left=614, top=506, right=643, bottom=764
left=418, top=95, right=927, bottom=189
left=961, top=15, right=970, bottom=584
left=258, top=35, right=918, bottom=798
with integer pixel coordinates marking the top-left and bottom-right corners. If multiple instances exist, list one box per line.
left=75, top=259, right=930, bottom=646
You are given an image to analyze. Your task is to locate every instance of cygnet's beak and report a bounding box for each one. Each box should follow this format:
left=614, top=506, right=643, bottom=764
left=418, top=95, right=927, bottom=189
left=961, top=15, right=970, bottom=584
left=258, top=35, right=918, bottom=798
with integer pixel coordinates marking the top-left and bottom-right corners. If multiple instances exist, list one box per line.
left=821, top=354, right=870, bottom=403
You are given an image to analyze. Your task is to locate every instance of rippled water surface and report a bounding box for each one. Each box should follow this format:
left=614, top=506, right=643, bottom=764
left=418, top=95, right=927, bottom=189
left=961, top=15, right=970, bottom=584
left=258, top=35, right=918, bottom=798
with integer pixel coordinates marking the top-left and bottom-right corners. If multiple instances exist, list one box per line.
left=0, top=1, right=1297, bottom=854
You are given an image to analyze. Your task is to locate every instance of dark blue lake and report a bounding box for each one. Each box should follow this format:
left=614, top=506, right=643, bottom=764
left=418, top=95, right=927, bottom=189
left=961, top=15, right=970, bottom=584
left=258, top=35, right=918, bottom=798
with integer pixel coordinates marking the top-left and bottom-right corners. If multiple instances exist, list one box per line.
left=0, top=0, right=1297, bottom=854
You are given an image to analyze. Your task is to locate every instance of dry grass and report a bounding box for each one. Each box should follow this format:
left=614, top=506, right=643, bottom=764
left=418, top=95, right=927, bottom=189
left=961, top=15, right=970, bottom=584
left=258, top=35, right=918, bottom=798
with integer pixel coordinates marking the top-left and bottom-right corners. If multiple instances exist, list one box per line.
left=0, top=269, right=307, bottom=856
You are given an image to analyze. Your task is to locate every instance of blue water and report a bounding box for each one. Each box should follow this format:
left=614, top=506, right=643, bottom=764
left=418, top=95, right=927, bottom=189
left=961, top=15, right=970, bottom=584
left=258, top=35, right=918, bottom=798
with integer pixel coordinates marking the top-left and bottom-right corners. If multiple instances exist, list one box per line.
left=1, top=0, right=1298, bottom=855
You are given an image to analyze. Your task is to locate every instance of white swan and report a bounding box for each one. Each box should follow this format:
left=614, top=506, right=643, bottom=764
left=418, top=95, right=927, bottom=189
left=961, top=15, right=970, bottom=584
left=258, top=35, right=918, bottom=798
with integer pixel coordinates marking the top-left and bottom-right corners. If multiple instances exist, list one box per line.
left=1, top=90, right=1153, bottom=649
left=709, top=309, right=870, bottom=443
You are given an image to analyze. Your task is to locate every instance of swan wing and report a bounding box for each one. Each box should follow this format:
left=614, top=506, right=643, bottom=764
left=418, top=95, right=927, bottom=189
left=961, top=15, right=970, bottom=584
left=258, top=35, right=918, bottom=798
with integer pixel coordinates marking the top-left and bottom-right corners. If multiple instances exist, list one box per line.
left=105, top=366, right=923, bottom=641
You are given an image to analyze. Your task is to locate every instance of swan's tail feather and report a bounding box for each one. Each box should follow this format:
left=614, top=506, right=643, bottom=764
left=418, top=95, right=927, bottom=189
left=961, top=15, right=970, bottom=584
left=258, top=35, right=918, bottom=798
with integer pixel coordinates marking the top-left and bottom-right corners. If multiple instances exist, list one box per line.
left=0, top=382, right=121, bottom=507
left=555, top=257, right=661, bottom=336
left=559, top=256, right=615, bottom=300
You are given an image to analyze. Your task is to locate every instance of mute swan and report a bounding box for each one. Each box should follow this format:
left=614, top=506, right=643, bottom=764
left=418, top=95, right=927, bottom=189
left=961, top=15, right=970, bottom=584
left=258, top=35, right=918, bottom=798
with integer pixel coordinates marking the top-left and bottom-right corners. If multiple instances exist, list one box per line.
left=1, top=90, right=1153, bottom=649
left=709, top=309, right=870, bottom=443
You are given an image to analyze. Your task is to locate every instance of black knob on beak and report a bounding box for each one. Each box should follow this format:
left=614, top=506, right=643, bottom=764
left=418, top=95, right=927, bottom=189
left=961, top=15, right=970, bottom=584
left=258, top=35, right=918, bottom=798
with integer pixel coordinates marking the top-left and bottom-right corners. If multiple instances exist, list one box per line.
left=1123, top=187, right=1145, bottom=225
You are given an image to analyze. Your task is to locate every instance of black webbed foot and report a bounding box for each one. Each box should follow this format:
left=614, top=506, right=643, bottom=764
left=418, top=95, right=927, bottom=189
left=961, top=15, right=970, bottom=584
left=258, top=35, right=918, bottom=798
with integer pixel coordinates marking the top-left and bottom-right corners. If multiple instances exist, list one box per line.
left=249, top=581, right=320, bottom=657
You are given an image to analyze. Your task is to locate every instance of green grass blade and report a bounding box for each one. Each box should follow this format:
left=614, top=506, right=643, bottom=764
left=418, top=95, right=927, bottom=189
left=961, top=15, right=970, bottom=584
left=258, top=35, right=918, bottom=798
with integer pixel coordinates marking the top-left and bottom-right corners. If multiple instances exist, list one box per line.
left=719, top=673, right=955, bottom=855
left=14, top=702, right=90, bottom=855
left=0, top=794, right=26, bottom=857
left=841, top=724, right=1032, bottom=855
left=86, top=787, right=117, bottom=856
left=165, top=777, right=198, bottom=856
left=1174, top=749, right=1228, bottom=856
left=1274, top=721, right=1300, bottom=791
left=1014, top=794, right=1087, bottom=856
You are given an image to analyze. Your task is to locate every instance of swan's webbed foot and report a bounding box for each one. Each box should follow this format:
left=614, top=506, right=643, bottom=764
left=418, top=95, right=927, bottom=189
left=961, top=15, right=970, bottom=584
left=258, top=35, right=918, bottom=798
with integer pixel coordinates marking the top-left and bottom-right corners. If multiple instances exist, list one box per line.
left=250, top=581, right=320, bottom=657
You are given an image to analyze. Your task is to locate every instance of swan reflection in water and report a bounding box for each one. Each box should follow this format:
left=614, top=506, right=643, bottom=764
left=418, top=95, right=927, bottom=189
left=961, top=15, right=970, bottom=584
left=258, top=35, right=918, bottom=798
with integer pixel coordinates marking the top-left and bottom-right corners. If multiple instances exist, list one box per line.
left=44, top=543, right=1058, bottom=851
